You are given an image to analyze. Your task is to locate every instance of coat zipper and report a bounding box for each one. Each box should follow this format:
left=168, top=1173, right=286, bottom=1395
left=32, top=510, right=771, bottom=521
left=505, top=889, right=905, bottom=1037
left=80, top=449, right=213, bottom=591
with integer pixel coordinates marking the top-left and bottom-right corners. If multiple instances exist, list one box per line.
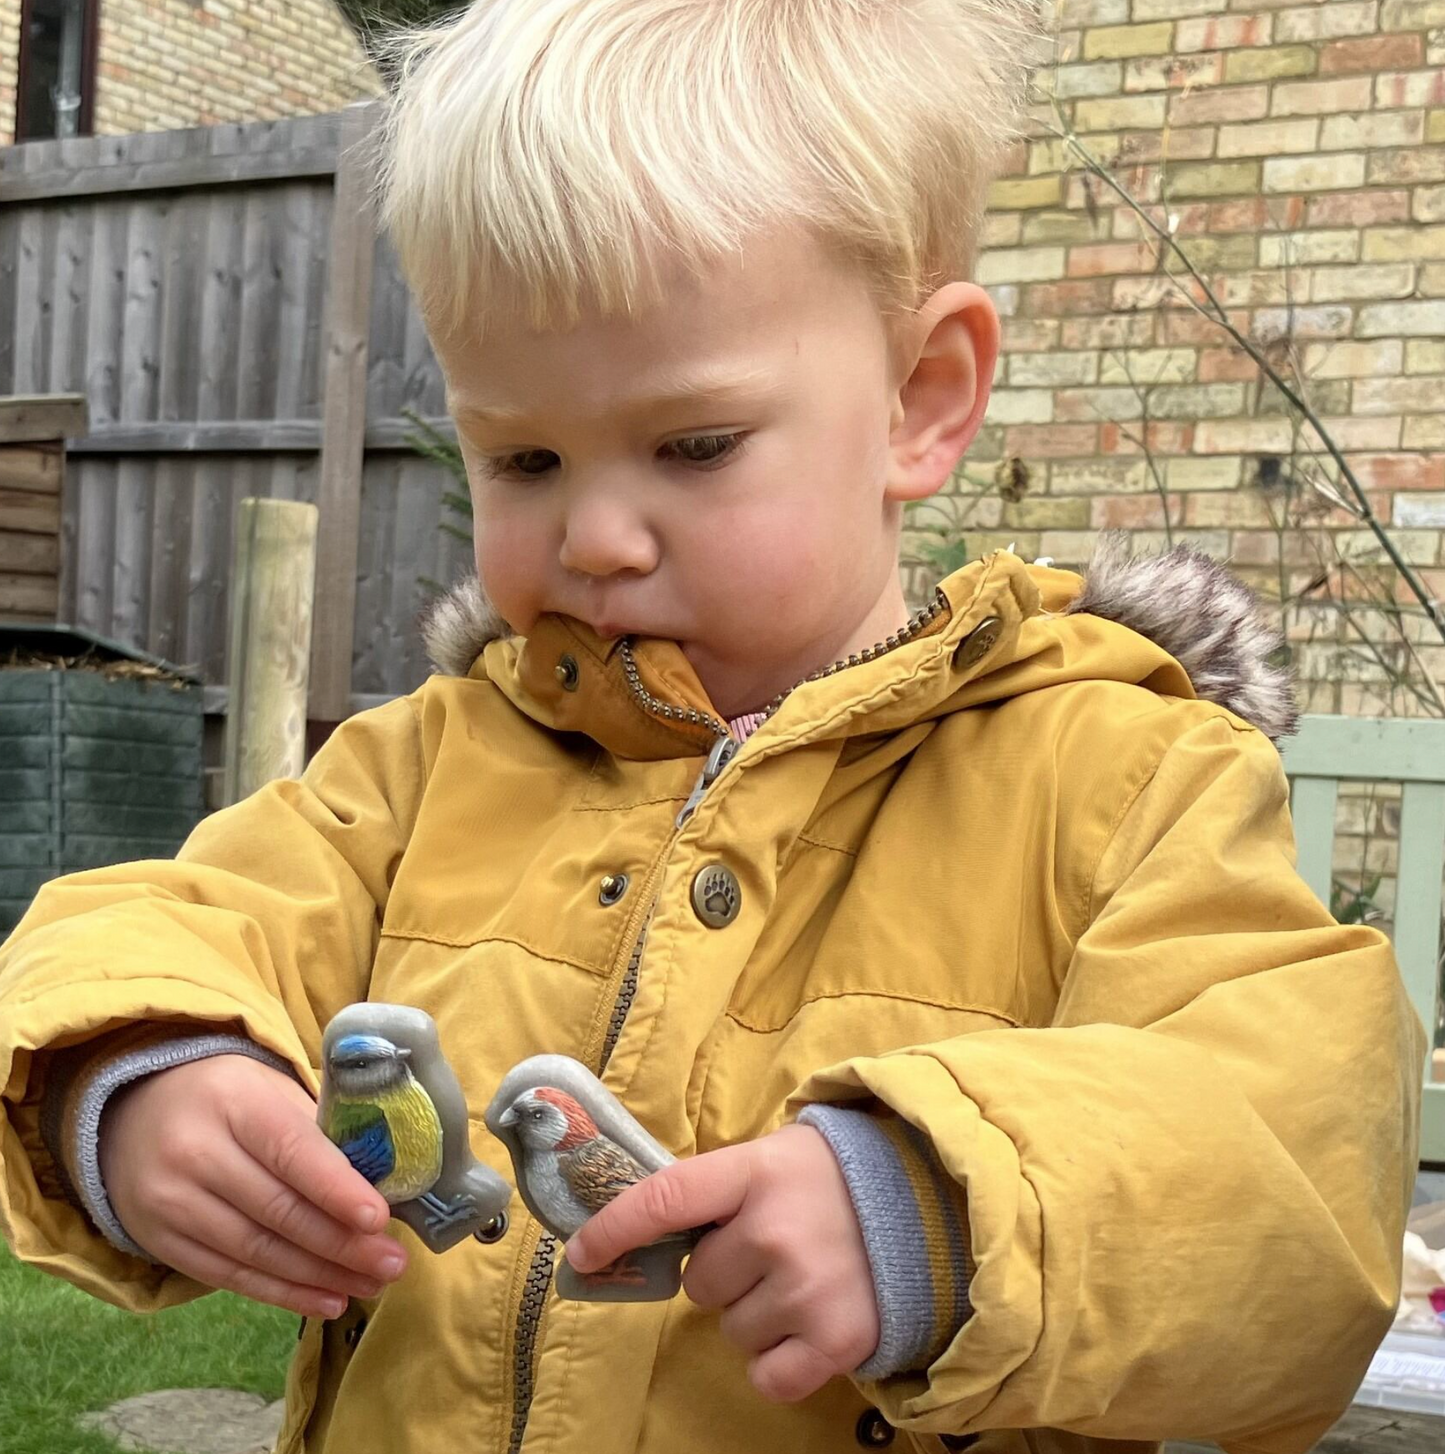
left=506, top=598, right=947, bottom=1449
left=617, top=587, right=948, bottom=737
left=505, top=747, right=730, bottom=1454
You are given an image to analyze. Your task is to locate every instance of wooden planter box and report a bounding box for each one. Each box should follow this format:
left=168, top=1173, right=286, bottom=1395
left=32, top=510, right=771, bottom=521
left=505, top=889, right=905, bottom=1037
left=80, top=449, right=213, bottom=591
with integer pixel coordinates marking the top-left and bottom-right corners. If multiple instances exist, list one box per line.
left=0, top=628, right=204, bottom=936
left=0, top=395, right=88, bottom=623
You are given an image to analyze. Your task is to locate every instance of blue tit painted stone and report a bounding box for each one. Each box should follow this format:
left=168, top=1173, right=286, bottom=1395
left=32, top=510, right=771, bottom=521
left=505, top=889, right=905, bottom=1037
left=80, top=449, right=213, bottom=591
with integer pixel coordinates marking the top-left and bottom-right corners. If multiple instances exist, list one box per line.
left=322, top=1034, right=445, bottom=1204
left=319, top=1004, right=512, bottom=1255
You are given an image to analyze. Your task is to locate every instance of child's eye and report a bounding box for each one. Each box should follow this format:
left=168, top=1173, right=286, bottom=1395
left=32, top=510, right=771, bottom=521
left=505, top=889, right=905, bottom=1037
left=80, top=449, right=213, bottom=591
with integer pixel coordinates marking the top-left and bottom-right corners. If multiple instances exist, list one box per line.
left=487, top=449, right=559, bottom=478
left=662, top=434, right=745, bottom=467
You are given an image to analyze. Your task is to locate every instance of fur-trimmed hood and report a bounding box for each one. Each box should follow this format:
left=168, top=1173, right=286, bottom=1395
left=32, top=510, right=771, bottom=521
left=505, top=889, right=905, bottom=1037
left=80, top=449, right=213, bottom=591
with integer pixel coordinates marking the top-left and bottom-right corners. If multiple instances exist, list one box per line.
left=421, top=534, right=1298, bottom=744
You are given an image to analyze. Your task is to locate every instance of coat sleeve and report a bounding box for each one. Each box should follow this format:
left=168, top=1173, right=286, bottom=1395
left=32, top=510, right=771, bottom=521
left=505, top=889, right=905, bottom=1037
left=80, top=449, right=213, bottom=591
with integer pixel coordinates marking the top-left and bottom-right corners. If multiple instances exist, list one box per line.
left=0, top=695, right=427, bottom=1310
left=791, top=711, right=1425, bottom=1454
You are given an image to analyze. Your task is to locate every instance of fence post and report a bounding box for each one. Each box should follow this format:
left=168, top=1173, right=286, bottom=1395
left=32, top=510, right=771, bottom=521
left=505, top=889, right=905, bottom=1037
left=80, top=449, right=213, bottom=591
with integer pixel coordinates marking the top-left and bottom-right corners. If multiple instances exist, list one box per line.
left=223, top=498, right=319, bottom=804
left=309, top=101, right=379, bottom=733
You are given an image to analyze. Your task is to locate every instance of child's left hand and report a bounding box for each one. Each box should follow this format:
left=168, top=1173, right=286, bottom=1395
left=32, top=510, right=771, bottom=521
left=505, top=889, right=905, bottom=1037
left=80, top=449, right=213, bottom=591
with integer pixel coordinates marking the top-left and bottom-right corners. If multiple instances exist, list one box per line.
left=565, top=1123, right=879, bottom=1402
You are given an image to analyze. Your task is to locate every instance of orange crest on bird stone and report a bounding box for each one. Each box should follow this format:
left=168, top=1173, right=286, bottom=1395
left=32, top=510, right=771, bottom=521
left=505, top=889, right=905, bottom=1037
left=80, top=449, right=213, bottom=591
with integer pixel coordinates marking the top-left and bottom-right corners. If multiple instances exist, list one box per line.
left=533, top=1085, right=599, bottom=1149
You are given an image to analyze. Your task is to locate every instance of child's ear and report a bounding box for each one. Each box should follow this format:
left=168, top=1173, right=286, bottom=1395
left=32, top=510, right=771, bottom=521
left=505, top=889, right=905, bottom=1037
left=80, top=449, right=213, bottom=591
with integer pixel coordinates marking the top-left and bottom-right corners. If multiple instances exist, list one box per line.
left=885, top=283, right=1000, bottom=503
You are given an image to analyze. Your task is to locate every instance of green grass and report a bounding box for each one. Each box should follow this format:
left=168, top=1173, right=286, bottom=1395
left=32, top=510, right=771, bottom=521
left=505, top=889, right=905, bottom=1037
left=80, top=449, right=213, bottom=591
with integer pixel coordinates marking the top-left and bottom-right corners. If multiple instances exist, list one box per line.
left=0, top=1243, right=294, bottom=1454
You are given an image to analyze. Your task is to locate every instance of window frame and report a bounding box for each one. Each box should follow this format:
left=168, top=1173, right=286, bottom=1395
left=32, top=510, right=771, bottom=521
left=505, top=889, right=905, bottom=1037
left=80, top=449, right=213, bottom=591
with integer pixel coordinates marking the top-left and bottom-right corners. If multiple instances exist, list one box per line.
left=14, top=0, right=101, bottom=143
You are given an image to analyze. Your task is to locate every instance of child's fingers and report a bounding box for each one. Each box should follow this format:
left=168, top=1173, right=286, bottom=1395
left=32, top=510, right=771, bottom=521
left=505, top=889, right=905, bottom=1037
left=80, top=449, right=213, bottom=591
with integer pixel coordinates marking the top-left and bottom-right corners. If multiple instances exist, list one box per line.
left=149, top=1220, right=354, bottom=1320
left=197, top=1141, right=406, bottom=1284
left=680, top=1225, right=763, bottom=1311
left=566, top=1145, right=753, bottom=1273
left=746, top=1336, right=838, bottom=1405
left=226, top=1090, right=389, bottom=1234
left=715, top=1280, right=785, bottom=1355
left=179, top=1186, right=385, bottom=1301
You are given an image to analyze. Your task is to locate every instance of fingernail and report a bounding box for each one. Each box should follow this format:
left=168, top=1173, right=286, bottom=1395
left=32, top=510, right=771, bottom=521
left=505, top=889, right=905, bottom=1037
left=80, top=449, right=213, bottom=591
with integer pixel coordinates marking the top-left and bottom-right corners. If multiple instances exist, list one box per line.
left=321, top=1296, right=347, bottom=1318
left=357, top=1205, right=383, bottom=1232
left=379, top=1255, right=404, bottom=1279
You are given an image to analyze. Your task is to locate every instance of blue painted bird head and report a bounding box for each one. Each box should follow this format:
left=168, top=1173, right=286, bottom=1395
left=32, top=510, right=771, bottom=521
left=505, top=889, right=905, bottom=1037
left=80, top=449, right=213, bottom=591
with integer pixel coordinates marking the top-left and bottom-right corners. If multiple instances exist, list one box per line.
left=327, top=1033, right=414, bottom=1098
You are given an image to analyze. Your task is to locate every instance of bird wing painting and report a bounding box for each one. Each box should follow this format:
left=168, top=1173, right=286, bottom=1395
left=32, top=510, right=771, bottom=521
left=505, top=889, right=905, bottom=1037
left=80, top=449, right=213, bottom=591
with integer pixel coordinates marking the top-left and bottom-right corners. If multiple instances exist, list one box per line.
left=326, top=1097, right=397, bottom=1187
left=560, top=1134, right=650, bottom=1216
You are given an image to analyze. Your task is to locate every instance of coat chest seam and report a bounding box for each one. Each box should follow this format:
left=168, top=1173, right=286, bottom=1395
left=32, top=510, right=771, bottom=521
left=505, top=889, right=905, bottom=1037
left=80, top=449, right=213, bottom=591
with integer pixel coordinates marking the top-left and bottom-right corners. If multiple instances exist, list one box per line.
left=375, top=928, right=611, bottom=976
left=723, top=993, right=1021, bottom=1035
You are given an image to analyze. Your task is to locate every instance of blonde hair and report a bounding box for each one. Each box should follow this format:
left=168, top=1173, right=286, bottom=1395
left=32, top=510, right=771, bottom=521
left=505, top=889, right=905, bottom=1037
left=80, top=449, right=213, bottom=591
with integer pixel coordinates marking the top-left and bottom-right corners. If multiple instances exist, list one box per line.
left=375, top=0, right=1042, bottom=337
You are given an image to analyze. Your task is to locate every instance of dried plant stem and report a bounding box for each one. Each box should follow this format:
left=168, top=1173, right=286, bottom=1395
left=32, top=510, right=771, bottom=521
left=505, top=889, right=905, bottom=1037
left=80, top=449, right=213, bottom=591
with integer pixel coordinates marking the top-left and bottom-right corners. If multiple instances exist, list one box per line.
left=1047, top=116, right=1445, bottom=644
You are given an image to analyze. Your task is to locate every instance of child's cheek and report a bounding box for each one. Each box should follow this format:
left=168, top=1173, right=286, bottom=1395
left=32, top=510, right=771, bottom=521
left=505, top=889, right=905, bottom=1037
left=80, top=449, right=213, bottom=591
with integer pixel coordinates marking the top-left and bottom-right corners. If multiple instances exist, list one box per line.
left=473, top=501, right=544, bottom=628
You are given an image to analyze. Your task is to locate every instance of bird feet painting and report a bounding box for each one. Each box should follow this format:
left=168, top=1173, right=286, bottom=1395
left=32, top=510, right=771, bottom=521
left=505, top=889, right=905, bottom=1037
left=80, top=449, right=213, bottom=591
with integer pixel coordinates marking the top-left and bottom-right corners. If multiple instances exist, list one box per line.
left=417, top=1190, right=486, bottom=1235
left=318, top=1005, right=512, bottom=1254
left=485, top=1055, right=699, bottom=1302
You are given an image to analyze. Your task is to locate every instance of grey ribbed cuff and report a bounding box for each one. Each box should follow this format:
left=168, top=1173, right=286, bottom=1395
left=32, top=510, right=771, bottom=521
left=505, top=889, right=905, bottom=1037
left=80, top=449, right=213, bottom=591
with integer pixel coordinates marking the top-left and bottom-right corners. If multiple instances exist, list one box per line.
left=798, top=1104, right=974, bottom=1379
left=61, top=1034, right=295, bottom=1261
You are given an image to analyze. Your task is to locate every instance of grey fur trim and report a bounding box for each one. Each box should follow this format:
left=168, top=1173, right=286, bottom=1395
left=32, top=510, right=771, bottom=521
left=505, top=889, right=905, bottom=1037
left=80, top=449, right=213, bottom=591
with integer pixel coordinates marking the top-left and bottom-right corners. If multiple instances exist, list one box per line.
left=420, top=576, right=509, bottom=676
left=1066, top=532, right=1299, bottom=743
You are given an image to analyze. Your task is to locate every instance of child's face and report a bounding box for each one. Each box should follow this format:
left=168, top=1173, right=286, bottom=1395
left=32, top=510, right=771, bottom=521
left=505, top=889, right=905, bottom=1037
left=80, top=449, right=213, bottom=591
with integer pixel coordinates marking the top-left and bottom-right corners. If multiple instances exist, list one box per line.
left=436, top=227, right=993, bottom=718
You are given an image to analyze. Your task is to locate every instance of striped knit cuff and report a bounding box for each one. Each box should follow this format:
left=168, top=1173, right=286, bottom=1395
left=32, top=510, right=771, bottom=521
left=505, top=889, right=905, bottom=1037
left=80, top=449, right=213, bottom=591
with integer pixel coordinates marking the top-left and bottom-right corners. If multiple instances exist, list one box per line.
left=40, top=1028, right=296, bottom=1262
left=797, top=1103, right=974, bottom=1380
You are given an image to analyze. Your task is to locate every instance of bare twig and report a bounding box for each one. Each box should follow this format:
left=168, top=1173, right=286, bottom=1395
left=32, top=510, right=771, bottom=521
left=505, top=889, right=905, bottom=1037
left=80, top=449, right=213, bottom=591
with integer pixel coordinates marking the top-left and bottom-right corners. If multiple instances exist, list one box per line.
left=1045, top=106, right=1445, bottom=643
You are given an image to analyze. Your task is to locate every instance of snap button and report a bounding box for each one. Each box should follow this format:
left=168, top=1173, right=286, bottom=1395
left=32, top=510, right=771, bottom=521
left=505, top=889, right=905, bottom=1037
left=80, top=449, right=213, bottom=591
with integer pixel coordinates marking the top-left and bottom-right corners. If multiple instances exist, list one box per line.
left=855, top=1407, right=895, bottom=1446
left=953, top=615, right=1002, bottom=669
left=555, top=654, right=580, bottom=691
left=343, top=1315, right=367, bottom=1349
left=941, top=1437, right=980, bottom=1450
left=472, top=1211, right=508, bottom=1244
left=599, top=872, right=630, bottom=907
left=691, top=864, right=741, bottom=928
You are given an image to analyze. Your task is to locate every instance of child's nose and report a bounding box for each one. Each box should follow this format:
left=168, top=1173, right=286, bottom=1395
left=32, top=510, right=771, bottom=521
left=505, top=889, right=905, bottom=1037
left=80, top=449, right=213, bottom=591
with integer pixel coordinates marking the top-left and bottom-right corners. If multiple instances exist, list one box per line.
left=558, top=493, right=660, bottom=579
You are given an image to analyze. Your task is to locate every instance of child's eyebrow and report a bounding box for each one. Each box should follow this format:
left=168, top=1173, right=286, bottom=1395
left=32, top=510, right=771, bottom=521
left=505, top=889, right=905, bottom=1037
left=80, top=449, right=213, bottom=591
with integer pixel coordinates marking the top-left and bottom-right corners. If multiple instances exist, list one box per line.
left=452, top=367, right=777, bottom=429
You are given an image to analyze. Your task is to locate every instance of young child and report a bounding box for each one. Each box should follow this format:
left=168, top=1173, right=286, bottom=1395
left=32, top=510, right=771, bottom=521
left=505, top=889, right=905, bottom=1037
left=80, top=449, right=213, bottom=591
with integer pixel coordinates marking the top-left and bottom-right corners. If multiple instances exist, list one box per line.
left=0, top=3, right=1424, bottom=1453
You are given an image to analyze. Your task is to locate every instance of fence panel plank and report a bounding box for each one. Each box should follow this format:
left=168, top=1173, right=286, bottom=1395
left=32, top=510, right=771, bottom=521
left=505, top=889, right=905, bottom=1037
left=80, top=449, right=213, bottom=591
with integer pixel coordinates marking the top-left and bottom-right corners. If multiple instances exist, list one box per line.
left=2, top=105, right=459, bottom=701
left=1288, top=775, right=1340, bottom=909
left=310, top=106, right=380, bottom=722
left=1396, top=782, right=1445, bottom=1067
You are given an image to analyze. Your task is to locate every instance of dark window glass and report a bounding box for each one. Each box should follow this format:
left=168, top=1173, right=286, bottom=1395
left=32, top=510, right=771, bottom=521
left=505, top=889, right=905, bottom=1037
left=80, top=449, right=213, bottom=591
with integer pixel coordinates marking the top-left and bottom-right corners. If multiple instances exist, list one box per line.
left=18, top=0, right=93, bottom=141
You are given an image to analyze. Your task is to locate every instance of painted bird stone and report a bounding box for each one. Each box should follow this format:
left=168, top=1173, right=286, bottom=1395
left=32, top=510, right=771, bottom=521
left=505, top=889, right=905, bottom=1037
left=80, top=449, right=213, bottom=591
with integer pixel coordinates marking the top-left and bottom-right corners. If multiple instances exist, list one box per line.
left=485, top=1055, right=703, bottom=1302
left=319, top=1004, right=512, bottom=1254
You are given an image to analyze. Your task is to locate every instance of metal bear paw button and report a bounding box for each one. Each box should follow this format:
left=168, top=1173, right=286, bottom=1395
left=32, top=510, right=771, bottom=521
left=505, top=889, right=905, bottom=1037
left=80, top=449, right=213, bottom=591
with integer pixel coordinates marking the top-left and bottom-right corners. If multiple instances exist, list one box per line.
left=954, top=615, right=1002, bottom=670
left=691, top=864, right=741, bottom=928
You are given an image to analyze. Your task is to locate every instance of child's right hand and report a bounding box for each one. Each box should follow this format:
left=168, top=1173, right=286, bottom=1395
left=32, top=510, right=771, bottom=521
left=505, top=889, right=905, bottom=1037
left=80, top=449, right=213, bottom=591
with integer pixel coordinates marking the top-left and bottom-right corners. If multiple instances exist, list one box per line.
left=101, top=1053, right=408, bottom=1318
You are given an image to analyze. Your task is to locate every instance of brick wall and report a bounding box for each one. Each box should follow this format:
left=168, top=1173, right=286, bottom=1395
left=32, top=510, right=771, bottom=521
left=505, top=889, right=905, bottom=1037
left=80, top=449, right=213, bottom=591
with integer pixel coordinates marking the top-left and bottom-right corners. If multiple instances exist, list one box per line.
left=963, top=0, right=1445, bottom=723
left=0, top=0, right=380, bottom=145
left=0, top=2, right=17, bottom=143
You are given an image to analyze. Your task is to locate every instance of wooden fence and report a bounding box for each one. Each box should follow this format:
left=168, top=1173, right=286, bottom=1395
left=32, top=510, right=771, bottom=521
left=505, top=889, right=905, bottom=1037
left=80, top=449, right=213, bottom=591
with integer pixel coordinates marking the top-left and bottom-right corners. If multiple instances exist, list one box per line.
left=0, top=102, right=469, bottom=720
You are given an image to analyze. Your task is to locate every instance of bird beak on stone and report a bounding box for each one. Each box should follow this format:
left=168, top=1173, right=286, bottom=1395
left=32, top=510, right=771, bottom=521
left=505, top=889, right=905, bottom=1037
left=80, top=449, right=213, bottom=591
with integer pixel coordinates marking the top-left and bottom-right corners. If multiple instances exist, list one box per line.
left=394, top=1046, right=412, bottom=1060
left=498, top=1105, right=519, bottom=1128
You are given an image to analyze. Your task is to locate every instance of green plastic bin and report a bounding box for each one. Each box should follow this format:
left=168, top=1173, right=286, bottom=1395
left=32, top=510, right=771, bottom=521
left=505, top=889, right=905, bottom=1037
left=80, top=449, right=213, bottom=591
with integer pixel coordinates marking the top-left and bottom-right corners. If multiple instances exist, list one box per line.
left=0, top=626, right=203, bottom=935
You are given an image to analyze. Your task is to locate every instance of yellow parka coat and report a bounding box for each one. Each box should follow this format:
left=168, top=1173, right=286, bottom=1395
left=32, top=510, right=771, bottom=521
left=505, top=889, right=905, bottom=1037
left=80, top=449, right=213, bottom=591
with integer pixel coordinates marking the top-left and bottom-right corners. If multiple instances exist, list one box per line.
left=0, top=548, right=1424, bottom=1454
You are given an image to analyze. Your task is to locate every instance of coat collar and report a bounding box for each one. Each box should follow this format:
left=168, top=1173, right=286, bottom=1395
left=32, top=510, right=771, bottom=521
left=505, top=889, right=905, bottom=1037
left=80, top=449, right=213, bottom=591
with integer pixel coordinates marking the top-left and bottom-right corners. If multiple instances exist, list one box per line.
left=420, top=534, right=1298, bottom=759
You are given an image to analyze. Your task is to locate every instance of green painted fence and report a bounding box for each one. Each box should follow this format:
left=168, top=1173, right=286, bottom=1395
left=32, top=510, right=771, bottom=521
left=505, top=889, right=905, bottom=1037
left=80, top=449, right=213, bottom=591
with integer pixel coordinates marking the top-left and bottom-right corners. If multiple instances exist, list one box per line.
left=1280, top=715, right=1445, bottom=1165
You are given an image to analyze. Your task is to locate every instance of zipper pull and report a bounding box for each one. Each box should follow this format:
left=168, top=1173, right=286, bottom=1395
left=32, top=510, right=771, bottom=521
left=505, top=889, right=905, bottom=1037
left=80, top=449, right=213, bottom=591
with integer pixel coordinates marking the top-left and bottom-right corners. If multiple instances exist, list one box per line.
left=676, top=735, right=739, bottom=828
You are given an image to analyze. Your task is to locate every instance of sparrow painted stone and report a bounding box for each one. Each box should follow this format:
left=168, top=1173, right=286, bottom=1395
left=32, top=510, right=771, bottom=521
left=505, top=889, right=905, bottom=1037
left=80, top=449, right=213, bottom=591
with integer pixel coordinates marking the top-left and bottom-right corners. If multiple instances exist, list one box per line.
left=497, top=1085, right=651, bottom=1238
left=485, top=1054, right=700, bottom=1301
left=318, top=1005, right=511, bottom=1254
